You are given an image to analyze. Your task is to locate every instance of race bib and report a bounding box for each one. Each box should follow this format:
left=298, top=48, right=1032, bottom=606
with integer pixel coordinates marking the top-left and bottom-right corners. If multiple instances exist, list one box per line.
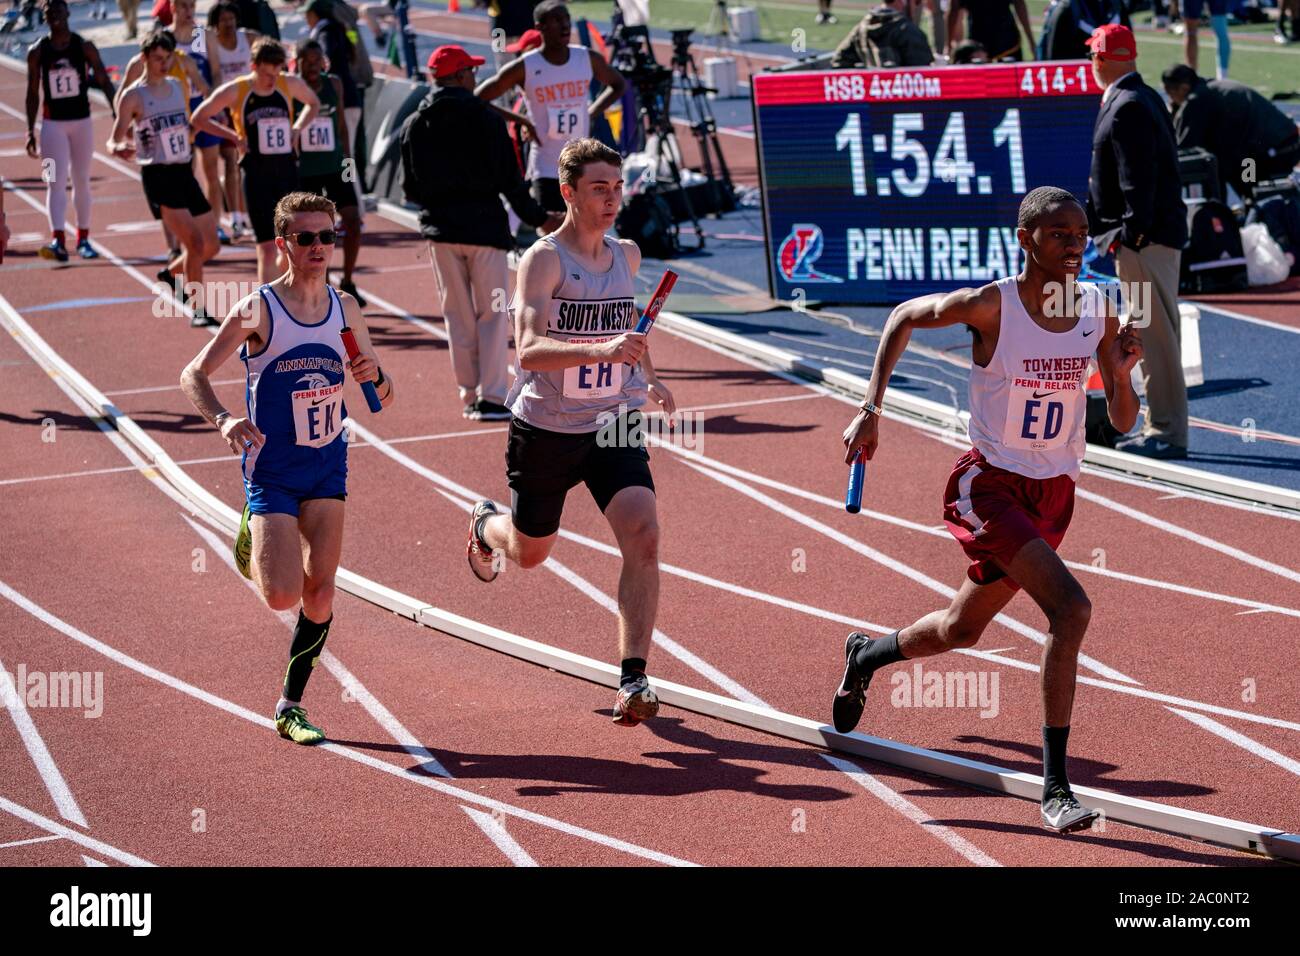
left=291, top=382, right=345, bottom=448
left=49, top=66, right=81, bottom=99
left=562, top=348, right=624, bottom=401
left=547, top=105, right=584, bottom=141
left=301, top=116, right=335, bottom=153
left=1002, top=383, right=1076, bottom=452
left=257, top=116, right=292, bottom=155
left=157, top=121, right=192, bottom=163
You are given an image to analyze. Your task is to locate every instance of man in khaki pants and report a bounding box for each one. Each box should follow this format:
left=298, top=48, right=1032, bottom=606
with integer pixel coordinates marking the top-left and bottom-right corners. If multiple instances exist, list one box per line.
left=400, top=45, right=561, bottom=420
left=1085, top=24, right=1189, bottom=459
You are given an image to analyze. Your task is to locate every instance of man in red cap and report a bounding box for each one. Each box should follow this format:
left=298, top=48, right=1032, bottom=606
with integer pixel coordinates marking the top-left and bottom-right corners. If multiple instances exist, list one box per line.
left=1085, top=23, right=1189, bottom=459
left=399, top=45, right=562, bottom=421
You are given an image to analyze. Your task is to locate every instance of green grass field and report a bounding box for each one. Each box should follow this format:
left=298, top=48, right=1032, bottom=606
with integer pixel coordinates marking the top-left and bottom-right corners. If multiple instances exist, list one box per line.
left=559, top=0, right=1299, bottom=97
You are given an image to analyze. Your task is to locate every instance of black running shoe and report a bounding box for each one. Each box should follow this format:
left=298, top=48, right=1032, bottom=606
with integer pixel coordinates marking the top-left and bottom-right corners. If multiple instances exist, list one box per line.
left=1041, top=788, right=1101, bottom=833
left=339, top=280, right=367, bottom=307
left=476, top=400, right=512, bottom=422
left=832, top=631, right=874, bottom=733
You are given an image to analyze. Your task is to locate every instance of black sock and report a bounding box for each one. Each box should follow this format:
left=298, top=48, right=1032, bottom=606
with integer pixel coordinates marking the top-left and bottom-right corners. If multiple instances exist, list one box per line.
left=1042, top=725, right=1071, bottom=800
left=283, top=610, right=332, bottom=702
left=620, top=658, right=647, bottom=687
left=853, top=631, right=906, bottom=674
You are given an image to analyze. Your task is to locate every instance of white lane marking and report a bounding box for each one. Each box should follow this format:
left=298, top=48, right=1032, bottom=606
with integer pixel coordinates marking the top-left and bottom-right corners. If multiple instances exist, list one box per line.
left=0, top=649, right=89, bottom=828
left=675, top=392, right=822, bottom=415
left=179, top=514, right=454, bottom=778
left=682, top=459, right=1139, bottom=685
left=1167, top=708, right=1300, bottom=778
left=82, top=855, right=108, bottom=866
left=351, top=284, right=449, bottom=341
left=0, top=795, right=153, bottom=867
left=0, top=834, right=63, bottom=850
left=963, top=647, right=1300, bottom=733
left=821, top=754, right=1001, bottom=867
left=103, top=378, right=243, bottom=397
left=1194, top=302, right=1300, bottom=336
left=461, top=805, right=541, bottom=867
left=1074, top=486, right=1300, bottom=587
left=0, top=578, right=697, bottom=867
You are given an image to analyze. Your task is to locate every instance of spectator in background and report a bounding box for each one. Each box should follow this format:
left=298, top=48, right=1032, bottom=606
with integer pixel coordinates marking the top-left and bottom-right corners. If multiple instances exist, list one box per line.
left=1038, top=0, right=1128, bottom=61
left=1278, top=0, right=1299, bottom=43
left=235, top=0, right=280, bottom=39
left=1086, top=24, right=1188, bottom=459
left=400, top=45, right=562, bottom=421
left=947, top=0, right=1035, bottom=61
left=831, top=0, right=934, bottom=67
left=1170, top=0, right=1231, bottom=78
left=1162, top=64, right=1300, bottom=199
left=360, top=1, right=399, bottom=51
left=817, top=0, right=838, bottom=25
left=493, top=0, right=540, bottom=52
left=119, top=0, right=139, bottom=39
left=949, top=38, right=988, bottom=61
left=152, top=0, right=173, bottom=27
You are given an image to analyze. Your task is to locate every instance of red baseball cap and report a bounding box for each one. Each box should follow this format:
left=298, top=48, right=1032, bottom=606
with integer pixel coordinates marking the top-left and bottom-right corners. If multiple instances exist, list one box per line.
left=506, top=29, right=543, bottom=54
left=428, top=45, right=486, bottom=79
left=1087, top=23, right=1137, bottom=61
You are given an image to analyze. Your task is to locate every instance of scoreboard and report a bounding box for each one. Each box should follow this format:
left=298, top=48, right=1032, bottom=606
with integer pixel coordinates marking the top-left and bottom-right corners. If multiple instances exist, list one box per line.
left=751, top=62, right=1102, bottom=305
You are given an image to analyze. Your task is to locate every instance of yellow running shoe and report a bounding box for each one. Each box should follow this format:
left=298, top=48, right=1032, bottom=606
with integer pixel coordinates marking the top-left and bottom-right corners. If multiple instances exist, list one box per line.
left=275, top=706, right=325, bottom=745
left=234, top=503, right=252, bottom=580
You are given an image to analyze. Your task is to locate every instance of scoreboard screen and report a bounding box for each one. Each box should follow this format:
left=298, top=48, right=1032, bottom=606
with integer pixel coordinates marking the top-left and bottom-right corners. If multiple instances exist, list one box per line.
left=751, top=62, right=1102, bottom=305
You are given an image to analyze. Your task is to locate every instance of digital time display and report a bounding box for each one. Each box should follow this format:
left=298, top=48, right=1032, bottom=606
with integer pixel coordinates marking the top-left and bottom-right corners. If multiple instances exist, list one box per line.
left=751, top=63, right=1102, bottom=305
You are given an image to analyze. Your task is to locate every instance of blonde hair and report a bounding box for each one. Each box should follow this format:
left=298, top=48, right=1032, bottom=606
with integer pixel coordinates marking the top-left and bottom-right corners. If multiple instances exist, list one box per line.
left=557, top=138, right=622, bottom=188
left=273, top=191, right=337, bottom=237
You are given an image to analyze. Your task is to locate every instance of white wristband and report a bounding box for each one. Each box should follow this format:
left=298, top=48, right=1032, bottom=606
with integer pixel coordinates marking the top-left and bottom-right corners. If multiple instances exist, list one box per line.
left=859, top=400, right=883, bottom=417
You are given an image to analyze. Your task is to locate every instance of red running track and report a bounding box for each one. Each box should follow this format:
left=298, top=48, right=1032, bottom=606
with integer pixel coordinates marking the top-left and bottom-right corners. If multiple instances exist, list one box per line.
left=1, top=71, right=1296, bottom=867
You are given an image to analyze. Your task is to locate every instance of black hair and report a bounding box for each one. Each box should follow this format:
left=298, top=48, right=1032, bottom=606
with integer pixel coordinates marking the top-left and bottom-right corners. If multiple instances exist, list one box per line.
left=534, top=0, right=569, bottom=26
left=1017, top=186, right=1083, bottom=231
left=207, top=1, right=239, bottom=29
left=1161, top=64, right=1200, bottom=89
left=140, top=28, right=176, bottom=55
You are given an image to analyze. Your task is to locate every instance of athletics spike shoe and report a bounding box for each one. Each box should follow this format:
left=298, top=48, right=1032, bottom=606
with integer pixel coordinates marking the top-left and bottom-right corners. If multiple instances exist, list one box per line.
left=832, top=631, right=874, bottom=733
left=39, top=240, right=69, bottom=263
left=234, top=502, right=253, bottom=580
left=217, top=225, right=231, bottom=245
left=275, top=705, right=325, bottom=745
left=467, top=499, right=501, bottom=582
left=1041, top=788, right=1101, bottom=833
left=76, top=239, right=99, bottom=259
left=612, top=675, right=659, bottom=726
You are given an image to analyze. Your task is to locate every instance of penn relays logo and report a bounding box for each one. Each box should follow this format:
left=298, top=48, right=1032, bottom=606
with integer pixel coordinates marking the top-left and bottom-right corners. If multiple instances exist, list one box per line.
left=777, top=224, right=841, bottom=283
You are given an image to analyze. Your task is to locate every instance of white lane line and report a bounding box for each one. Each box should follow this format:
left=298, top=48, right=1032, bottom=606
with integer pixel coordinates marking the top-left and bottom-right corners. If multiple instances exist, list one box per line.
left=1074, top=487, right=1300, bottom=588
left=179, top=513, right=454, bottom=778
left=0, top=795, right=153, bottom=867
left=0, top=578, right=697, bottom=867
left=0, top=834, right=63, bottom=850
left=1167, top=708, right=1300, bottom=778
left=461, top=806, right=541, bottom=867
left=683, top=459, right=1139, bottom=685
left=1195, top=302, right=1300, bottom=337
left=962, top=646, right=1300, bottom=733
left=677, top=392, right=822, bottom=415
left=0, top=650, right=89, bottom=828
left=103, top=378, right=243, bottom=397
left=82, top=855, right=108, bottom=866
left=821, top=755, right=1001, bottom=867
left=651, top=442, right=1300, bottom=618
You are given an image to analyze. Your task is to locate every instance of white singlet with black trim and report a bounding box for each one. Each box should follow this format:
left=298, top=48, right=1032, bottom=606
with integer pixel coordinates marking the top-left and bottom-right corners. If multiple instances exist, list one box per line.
left=195, top=28, right=251, bottom=85
left=521, top=44, right=593, bottom=180
left=967, top=275, right=1105, bottom=481
left=507, top=234, right=643, bottom=433
left=132, top=77, right=192, bottom=165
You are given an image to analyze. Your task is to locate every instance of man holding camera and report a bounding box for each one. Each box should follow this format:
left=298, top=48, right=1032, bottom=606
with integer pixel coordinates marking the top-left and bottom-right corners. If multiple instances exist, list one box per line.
left=475, top=0, right=626, bottom=214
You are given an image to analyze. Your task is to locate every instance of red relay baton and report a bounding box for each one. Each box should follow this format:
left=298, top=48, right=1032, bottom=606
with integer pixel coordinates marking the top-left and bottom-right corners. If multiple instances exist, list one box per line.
left=634, top=269, right=678, bottom=334
left=339, top=326, right=384, bottom=413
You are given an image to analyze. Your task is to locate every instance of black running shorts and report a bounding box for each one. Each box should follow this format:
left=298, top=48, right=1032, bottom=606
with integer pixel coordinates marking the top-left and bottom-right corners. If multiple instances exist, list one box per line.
left=300, top=169, right=358, bottom=211
left=506, top=412, right=655, bottom=538
left=141, top=161, right=212, bottom=218
left=241, top=158, right=299, bottom=243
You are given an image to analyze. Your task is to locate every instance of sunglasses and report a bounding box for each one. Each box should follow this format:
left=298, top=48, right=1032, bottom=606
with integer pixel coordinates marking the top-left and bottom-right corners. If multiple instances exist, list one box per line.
left=281, top=229, right=337, bottom=246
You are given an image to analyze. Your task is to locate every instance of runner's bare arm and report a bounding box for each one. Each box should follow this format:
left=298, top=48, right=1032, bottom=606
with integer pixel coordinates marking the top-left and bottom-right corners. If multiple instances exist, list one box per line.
left=842, top=285, right=1000, bottom=463
left=182, top=53, right=210, bottom=98
left=113, top=53, right=144, bottom=114
left=83, top=41, right=117, bottom=114
left=107, top=90, right=141, bottom=157
left=339, top=294, right=395, bottom=408
left=179, top=293, right=270, bottom=452
left=25, top=47, right=40, bottom=156
left=515, top=244, right=647, bottom=371
left=1094, top=301, right=1142, bottom=434
left=190, top=81, right=241, bottom=143
left=588, top=50, right=625, bottom=117
left=285, top=75, right=320, bottom=140
left=474, top=59, right=525, bottom=102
